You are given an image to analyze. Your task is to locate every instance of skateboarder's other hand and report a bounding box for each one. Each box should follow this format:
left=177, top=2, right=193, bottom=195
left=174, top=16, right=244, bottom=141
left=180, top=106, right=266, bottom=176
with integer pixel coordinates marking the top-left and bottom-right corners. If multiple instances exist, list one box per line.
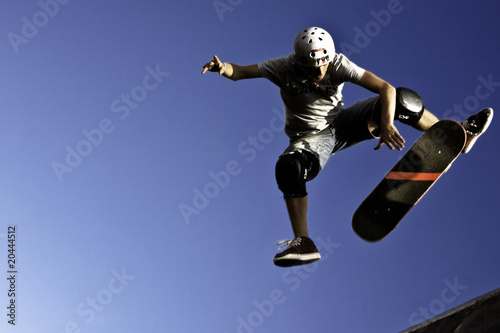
left=201, top=55, right=225, bottom=75
left=374, top=123, right=405, bottom=151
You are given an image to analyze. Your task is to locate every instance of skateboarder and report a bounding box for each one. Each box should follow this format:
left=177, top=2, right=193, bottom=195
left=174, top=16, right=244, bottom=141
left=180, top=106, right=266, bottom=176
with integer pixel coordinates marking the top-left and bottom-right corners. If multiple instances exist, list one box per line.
left=201, top=27, right=493, bottom=267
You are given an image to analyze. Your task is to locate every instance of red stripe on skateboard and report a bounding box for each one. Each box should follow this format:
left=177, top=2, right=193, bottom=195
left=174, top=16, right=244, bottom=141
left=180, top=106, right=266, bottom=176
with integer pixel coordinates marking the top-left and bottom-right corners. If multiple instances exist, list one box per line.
left=385, top=171, right=440, bottom=181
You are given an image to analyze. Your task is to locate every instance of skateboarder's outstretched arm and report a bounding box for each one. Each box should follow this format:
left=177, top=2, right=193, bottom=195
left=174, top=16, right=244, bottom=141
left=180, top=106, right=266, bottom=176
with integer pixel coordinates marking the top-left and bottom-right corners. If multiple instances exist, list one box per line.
left=201, top=55, right=261, bottom=81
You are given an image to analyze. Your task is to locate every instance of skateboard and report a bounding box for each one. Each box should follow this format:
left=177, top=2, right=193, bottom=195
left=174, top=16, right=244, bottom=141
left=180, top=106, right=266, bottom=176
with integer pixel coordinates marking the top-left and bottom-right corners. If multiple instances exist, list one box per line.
left=352, top=119, right=467, bottom=242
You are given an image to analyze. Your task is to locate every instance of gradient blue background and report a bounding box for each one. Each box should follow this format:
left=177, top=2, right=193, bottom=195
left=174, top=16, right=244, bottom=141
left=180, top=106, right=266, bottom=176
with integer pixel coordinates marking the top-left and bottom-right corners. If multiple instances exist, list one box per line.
left=0, top=0, right=499, bottom=332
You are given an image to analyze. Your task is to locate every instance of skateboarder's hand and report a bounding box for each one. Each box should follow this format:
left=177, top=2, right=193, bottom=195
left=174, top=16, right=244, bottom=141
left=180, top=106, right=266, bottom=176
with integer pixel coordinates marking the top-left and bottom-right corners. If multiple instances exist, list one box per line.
left=374, top=123, right=405, bottom=151
left=201, top=55, right=226, bottom=75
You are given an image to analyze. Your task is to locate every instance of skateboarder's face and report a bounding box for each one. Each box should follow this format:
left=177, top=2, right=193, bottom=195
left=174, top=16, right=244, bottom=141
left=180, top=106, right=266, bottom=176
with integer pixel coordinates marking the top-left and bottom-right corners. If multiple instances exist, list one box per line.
left=300, top=63, right=329, bottom=82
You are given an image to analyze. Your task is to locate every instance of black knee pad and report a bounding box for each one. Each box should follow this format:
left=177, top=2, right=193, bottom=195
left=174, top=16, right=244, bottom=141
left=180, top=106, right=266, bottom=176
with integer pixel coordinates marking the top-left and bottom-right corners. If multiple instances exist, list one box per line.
left=395, top=87, right=425, bottom=125
left=275, top=151, right=319, bottom=198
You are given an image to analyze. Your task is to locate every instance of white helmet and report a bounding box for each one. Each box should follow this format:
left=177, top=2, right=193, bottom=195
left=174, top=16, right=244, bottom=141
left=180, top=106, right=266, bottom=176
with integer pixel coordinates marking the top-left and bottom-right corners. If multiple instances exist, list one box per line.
left=293, top=27, right=335, bottom=68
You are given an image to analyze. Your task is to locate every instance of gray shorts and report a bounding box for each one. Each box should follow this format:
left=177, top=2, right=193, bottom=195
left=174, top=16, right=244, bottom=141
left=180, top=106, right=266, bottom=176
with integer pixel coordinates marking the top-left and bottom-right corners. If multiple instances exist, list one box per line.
left=282, top=96, right=381, bottom=170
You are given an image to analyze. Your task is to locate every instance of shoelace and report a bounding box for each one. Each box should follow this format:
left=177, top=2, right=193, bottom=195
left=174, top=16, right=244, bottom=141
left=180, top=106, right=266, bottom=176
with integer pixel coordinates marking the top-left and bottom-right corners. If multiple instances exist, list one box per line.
left=276, top=238, right=302, bottom=250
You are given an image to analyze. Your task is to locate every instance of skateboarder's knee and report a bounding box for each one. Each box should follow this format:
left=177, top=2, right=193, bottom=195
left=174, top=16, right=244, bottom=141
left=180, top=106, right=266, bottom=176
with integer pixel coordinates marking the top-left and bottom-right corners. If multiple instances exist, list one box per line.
left=394, top=87, right=425, bottom=125
left=275, top=151, right=319, bottom=198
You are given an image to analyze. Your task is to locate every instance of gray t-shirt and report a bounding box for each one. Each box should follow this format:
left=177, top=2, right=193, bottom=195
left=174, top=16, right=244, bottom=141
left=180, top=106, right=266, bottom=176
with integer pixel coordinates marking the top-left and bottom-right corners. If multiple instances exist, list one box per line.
left=258, top=53, right=365, bottom=137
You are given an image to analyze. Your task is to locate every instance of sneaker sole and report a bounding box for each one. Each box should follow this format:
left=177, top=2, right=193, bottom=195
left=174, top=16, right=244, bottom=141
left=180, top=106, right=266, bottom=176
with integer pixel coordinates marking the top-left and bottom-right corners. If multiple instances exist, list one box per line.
left=273, top=253, right=321, bottom=267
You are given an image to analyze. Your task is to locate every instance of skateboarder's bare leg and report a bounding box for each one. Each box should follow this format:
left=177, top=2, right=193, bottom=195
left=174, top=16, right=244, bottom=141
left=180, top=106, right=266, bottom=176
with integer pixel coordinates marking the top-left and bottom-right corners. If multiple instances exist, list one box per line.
left=413, top=109, right=439, bottom=131
left=285, top=196, right=309, bottom=238
left=274, top=195, right=321, bottom=267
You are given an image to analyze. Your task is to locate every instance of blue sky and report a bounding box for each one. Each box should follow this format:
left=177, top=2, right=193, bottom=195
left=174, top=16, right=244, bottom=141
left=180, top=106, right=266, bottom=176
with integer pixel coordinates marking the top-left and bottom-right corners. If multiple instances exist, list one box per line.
left=0, top=0, right=499, bottom=332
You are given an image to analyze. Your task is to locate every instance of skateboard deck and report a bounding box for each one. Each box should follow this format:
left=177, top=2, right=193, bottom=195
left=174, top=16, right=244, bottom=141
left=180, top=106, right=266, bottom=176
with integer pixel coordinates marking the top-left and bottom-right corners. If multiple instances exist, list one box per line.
left=352, top=120, right=467, bottom=242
